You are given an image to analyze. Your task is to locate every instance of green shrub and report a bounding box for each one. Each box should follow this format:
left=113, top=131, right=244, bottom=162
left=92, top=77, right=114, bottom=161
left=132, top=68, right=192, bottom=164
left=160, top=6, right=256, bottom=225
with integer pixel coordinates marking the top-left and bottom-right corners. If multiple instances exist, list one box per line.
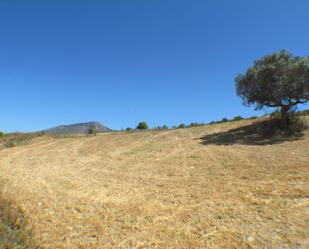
left=88, top=126, right=97, bottom=136
left=0, top=132, right=4, bottom=138
left=221, top=118, right=228, bottom=123
left=178, top=123, right=186, bottom=129
left=4, top=141, right=17, bottom=148
left=188, top=122, right=205, bottom=127
left=155, top=125, right=168, bottom=130
left=162, top=125, right=168, bottom=130
left=136, top=122, right=148, bottom=130
left=249, top=116, right=258, bottom=119
left=126, top=127, right=133, bottom=131
left=232, top=116, right=243, bottom=121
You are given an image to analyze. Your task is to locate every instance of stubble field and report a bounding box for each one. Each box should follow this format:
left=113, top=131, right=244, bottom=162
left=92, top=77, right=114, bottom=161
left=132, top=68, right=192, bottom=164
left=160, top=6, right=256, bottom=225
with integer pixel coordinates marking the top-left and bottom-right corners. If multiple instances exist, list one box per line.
left=0, top=119, right=308, bottom=248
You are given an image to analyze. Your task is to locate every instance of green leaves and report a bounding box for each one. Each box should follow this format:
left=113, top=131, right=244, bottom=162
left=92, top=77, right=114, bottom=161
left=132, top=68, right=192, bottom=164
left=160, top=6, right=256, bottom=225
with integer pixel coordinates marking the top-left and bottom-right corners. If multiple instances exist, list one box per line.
left=136, top=122, right=148, bottom=130
left=235, top=50, right=309, bottom=110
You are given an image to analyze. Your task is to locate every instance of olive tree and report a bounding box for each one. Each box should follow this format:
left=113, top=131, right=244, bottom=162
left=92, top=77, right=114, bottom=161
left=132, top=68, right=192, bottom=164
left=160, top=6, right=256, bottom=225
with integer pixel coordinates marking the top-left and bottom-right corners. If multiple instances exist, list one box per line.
left=235, top=50, right=309, bottom=120
left=136, top=121, right=148, bottom=130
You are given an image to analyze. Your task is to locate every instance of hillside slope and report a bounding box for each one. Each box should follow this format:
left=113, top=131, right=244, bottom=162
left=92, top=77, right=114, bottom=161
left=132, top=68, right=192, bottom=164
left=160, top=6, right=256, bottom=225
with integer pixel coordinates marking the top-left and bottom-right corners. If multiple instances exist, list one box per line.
left=0, top=120, right=308, bottom=248
left=43, top=121, right=111, bottom=134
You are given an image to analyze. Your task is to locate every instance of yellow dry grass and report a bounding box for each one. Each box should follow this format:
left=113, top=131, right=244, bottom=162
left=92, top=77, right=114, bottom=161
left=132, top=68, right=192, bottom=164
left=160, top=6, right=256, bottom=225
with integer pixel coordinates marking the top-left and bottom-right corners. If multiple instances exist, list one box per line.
left=0, top=120, right=308, bottom=248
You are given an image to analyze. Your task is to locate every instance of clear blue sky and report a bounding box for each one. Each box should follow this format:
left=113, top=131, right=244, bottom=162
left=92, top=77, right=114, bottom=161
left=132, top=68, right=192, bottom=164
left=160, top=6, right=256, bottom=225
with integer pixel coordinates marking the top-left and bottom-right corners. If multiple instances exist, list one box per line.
left=1, top=0, right=308, bottom=132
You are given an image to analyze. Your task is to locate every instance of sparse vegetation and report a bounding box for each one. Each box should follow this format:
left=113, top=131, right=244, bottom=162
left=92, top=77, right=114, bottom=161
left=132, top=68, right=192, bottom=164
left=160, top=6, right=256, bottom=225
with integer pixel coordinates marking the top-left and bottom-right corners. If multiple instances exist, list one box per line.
left=177, top=123, right=186, bottom=129
left=187, top=122, right=205, bottom=128
left=261, top=113, right=306, bottom=137
left=0, top=131, right=4, bottom=138
left=0, top=132, right=46, bottom=149
left=299, top=109, right=309, bottom=116
left=154, top=125, right=169, bottom=130
left=88, top=126, right=97, bottom=136
left=208, top=115, right=257, bottom=125
left=249, top=115, right=258, bottom=119
left=4, top=141, right=17, bottom=148
left=232, top=116, right=243, bottom=121
left=0, top=190, right=38, bottom=249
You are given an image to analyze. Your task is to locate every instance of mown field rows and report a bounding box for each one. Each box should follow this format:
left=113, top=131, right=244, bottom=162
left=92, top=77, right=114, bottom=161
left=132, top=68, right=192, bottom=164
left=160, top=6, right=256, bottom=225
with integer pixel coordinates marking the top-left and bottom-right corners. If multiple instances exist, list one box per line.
left=0, top=120, right=308, bottom=248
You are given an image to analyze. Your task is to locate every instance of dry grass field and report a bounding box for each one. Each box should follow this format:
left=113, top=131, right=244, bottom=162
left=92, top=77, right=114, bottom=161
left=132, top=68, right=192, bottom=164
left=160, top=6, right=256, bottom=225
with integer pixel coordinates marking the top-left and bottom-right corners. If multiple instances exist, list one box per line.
left=0, top=119, right=309, bottom=248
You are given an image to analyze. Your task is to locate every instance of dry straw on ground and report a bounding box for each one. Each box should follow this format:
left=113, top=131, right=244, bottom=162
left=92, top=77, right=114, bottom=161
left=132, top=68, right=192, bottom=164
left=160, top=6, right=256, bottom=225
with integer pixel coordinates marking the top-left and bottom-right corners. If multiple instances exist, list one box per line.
left=0, top=119, right=308, bottom=248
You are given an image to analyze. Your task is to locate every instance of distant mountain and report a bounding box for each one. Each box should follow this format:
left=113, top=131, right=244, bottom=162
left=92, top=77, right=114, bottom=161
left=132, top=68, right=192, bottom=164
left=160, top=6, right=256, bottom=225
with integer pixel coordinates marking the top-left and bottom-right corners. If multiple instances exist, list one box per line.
left=44, top=122, right=111, bottom=134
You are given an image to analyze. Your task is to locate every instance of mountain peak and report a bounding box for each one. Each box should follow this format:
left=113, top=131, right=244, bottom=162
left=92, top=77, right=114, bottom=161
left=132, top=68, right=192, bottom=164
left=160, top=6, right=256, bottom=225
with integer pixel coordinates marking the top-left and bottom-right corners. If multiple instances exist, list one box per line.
left=44, top=122, right=111, bottom=134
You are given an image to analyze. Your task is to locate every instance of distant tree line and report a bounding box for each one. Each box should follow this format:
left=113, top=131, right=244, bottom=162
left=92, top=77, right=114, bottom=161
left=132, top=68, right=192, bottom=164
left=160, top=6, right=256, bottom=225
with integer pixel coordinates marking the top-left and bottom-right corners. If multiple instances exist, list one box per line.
left=123, top=115, right=262, bottom=132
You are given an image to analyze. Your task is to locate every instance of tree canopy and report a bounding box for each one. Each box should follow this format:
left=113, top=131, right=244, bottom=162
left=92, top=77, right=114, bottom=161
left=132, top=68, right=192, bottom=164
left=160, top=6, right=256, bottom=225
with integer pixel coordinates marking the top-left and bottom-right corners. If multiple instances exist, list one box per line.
left=235, top=50, right=309, bottom=118
left=136, top=122, right=148, bottom=130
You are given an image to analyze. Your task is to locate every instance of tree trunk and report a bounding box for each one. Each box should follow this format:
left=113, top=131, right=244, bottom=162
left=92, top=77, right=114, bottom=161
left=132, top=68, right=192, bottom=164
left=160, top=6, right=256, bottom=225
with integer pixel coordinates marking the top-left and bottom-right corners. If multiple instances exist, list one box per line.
left=280, top=106, right=290, bottom=119
left=280, top=105, right=290, bottom=127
